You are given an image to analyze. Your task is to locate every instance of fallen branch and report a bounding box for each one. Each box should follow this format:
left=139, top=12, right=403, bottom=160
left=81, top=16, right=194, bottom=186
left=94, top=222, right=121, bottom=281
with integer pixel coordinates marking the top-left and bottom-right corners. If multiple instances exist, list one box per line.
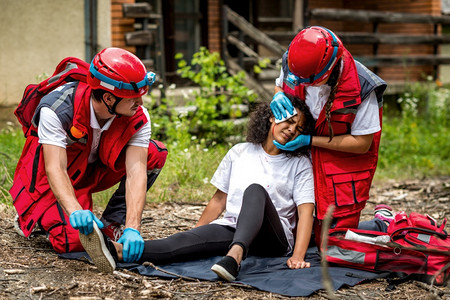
left=30, top=285, right=54, bottom=294
left=140, top=288, right=173, bottom=298
left=0, top=278, right=20, bottom=282
left=165, top=286, right=229, bottom=296
left=45, top=287, right=61, bottom=297
left=320, top=204, right=338, bottom=300
left=114, top=270, right=142, bottom=283
left=4, top=269, right=26, bottom=274
left=143, top=261, right=198, bottom=281
left=0, top=261, right=29, bottom=268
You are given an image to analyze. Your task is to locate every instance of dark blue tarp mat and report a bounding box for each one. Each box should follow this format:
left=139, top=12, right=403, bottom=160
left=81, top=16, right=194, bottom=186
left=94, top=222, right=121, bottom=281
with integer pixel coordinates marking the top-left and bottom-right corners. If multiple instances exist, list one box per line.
left=60, top=247, right=386, bottom=297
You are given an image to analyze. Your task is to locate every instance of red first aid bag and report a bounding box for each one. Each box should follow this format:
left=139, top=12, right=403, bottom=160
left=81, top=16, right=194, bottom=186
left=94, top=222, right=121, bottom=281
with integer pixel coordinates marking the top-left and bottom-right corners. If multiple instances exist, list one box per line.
left=325, top=212, right=450, bottom=285
left=14, top=57, right=89, bottom=137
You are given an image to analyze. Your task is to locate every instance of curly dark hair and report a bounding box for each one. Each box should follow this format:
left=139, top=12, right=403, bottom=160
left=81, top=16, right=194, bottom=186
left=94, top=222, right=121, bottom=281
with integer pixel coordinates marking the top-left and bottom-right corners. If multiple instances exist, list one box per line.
left=246, top=93, right=315, bottom=158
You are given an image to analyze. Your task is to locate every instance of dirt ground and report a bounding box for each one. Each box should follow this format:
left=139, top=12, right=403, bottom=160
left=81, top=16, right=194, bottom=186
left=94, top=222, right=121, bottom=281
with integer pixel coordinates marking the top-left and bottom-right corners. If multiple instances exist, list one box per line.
left=0, top=176, right=449, bottom=300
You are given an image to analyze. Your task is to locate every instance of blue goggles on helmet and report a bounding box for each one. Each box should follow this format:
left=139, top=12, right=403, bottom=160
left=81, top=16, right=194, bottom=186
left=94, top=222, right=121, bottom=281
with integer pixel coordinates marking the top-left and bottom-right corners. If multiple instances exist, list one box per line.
left=89, top=63, right=156, bottom=91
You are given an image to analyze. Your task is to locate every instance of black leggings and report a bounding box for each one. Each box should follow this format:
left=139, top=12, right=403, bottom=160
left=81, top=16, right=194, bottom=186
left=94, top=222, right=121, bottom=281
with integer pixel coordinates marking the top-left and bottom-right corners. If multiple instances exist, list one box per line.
left=138, top=183, right=289, bottom=265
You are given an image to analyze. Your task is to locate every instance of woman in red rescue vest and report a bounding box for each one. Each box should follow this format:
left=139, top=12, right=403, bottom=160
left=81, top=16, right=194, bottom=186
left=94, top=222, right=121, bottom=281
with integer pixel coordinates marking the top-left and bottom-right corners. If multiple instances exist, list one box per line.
left=271, top=26, right=387, bottom=246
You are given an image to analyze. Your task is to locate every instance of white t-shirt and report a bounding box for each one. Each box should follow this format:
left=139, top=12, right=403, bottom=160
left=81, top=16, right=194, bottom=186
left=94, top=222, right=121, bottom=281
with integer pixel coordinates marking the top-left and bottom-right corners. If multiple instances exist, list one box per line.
left=38, top=99, right=151, bottom=163
left=275, top=68, right=381, bottom=135
left=210, top=143, right=315, bottom=253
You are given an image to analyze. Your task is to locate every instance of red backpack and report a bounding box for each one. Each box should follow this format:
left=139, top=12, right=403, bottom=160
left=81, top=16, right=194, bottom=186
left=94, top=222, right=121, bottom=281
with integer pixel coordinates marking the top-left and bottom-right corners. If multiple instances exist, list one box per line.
left=15, top=57, right=89, bottom=137
left=324, top=212, right=450, bottom=285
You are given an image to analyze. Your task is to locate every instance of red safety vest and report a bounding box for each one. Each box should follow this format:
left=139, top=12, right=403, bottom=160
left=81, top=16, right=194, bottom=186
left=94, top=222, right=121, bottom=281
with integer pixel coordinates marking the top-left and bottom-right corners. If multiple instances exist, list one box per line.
left=283, top=50, right=383, bottom=220
left=10, top=82, right=148, bottom=236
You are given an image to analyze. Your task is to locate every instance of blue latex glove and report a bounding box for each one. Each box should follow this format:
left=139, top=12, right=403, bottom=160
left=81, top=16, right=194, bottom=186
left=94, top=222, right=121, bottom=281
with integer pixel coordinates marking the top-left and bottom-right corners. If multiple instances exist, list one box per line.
left=118, top=228, right=144, bottom=263
left=69, top=210, right=104, bottom=236
left=273, top=134, right=311, bottom=151
left=270, top=92, right=294, bottom=120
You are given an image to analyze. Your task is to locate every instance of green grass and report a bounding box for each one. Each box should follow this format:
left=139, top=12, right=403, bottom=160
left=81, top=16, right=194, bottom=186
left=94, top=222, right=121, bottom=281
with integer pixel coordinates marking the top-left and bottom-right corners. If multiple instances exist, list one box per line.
left=0, top=125, right=25, bottom=203
left=145, top=143, right=228, bottom=204
left=376, top=115, right=450, bottom=180
left=376, top=82, right=450, bottom=180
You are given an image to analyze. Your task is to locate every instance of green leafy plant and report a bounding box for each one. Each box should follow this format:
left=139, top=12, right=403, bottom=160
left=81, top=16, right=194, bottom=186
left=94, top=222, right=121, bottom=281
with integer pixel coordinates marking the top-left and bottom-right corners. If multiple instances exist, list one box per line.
left=253, top=57, right=271, bottom=74
left=149, top=47, right=258, bottom=148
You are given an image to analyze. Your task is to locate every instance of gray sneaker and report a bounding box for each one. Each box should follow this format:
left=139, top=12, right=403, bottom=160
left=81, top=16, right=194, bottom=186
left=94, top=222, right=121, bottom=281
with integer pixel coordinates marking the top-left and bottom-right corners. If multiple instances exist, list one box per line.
left=14, top=214, right=46, bottom=238
left=14, top=214, right=26, bottom=237
left=79, top=222, right=116, bottom=273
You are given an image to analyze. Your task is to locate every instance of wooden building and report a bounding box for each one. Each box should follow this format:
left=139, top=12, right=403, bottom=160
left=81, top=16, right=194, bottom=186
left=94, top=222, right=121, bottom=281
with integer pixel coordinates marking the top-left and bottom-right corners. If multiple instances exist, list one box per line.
left=111, top=0, right=449, bottom=88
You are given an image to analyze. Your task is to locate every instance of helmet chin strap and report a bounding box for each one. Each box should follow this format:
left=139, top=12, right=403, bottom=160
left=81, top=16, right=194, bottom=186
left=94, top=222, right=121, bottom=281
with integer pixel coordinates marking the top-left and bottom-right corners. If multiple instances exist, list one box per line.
left=101, top=94, right=124, bottom=117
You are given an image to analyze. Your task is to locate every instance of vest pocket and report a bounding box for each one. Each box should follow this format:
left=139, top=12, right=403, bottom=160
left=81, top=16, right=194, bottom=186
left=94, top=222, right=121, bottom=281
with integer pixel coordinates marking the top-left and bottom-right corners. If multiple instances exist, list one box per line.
left=10, top=144, right=49, bottom=219
left=11, top=172, right=41, bottom=217
left=324, top=158, right=372, bottom=207
left=330, top=171, right=370, bottom=206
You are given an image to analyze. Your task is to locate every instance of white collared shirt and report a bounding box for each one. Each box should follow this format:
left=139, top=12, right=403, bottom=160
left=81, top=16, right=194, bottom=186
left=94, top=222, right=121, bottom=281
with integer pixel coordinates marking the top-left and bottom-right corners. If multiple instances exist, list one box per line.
left=87, top=99, right=115, bottom=163
left=38, top=98, right=151, bottom=163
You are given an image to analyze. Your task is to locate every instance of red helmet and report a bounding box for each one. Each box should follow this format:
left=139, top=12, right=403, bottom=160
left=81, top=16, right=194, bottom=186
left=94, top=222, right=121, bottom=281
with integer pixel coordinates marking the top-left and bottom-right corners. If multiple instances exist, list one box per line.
left=88, top=47, right=156, bottom=98
left=288, top=26, right=344, bottom=85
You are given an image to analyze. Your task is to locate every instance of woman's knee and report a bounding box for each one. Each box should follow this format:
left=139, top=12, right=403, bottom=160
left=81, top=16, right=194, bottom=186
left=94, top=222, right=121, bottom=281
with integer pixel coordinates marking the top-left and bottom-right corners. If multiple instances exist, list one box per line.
left=243, top=184, right=267, bottom=204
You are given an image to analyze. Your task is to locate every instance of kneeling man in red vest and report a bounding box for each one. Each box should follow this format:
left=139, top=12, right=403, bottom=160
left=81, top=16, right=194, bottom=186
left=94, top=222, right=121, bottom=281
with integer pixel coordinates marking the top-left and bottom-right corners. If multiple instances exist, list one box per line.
left=10, top=48, right=167, bottom=270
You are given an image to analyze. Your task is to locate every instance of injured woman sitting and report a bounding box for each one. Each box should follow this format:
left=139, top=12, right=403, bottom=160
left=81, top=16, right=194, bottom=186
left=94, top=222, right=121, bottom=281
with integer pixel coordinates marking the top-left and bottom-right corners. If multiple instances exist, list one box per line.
left=82, top=93, right=316, bottom=281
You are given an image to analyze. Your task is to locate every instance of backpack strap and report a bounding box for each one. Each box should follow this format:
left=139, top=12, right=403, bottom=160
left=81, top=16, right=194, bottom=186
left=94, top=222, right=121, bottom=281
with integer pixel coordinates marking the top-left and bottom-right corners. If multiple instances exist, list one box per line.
left=390, top=226, right=448, bottom=242
left=14, top=57, right=89, bottom=137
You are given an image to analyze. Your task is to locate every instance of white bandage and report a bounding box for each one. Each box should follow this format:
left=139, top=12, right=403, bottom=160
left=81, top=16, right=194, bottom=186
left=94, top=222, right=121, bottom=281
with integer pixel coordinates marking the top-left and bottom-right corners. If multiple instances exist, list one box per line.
left=275, top=109, right=297, bottom=124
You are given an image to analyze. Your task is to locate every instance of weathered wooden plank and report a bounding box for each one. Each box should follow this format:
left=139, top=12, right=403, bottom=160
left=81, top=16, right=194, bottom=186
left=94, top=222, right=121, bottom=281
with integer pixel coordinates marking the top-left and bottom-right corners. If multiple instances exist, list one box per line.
left=355, top=55, right=450, bottom=66
left=225, top=6, right=285, bottom=56
left=337, top=33, right=450, bottom=45
left=308, top=8, right=450, bottom=25
left=122, top=3, right=153, bottom=18
left=257, top=17, right=293, bottom=25
left=125, top=31, right=153, bottom=46
left=265, top=31, right=450, bottom=45
left=227, top=35, right=259, bottom=58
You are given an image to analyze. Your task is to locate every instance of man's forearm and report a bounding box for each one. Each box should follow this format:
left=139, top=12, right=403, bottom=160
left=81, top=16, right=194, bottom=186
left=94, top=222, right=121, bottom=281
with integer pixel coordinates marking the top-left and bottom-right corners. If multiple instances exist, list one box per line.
left=124, top=176, right=146, bottom=231
left=311, top=133, right=374, bottom=154
left=47, top=169, right=81, bottom=215
left=124, top=145, right=149, bottom=231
